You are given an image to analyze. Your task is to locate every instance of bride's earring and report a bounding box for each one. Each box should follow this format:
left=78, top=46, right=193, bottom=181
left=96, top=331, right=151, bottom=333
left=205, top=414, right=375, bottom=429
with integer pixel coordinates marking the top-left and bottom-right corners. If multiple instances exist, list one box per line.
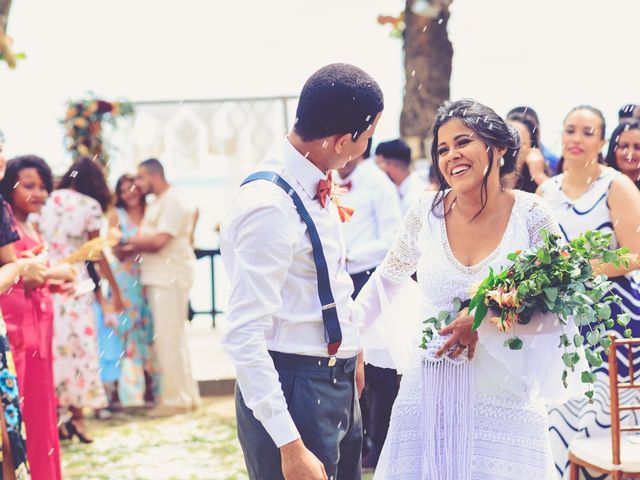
left=499, top=157, right=505, bottom=167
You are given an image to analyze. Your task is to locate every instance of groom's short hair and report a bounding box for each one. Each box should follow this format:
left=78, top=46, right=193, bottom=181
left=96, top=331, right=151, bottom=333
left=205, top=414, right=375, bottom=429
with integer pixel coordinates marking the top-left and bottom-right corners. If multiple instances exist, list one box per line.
left=139, top=158, right=165, bottom=178
left=294, top=63, right=384, bottom=142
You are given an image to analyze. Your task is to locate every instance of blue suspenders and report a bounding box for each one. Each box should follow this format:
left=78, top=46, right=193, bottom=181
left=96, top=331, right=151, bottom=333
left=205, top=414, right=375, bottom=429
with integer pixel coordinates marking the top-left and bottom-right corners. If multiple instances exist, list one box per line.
left=241, top=171, right=342, bottom=365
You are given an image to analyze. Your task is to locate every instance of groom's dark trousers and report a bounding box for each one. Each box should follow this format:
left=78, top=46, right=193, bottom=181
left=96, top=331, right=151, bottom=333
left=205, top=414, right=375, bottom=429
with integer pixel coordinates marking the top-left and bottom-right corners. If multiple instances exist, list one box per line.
left=236, top=351, right=362, bottom=480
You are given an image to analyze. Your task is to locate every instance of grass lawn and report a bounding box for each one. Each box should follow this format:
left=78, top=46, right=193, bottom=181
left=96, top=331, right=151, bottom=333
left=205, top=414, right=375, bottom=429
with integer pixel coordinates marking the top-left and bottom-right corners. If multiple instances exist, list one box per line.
left=61, top=395, right=375, bottom=480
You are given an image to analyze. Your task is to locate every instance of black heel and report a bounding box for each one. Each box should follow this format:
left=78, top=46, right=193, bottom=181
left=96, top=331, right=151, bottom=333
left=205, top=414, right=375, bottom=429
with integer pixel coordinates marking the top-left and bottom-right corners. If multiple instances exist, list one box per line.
left=67, top=419, right=93, bottom=444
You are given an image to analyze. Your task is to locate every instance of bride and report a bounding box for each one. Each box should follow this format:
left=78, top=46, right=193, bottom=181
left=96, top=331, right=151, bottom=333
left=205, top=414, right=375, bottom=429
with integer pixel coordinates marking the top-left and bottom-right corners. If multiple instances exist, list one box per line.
left=354, top=99, right=584, bottom=479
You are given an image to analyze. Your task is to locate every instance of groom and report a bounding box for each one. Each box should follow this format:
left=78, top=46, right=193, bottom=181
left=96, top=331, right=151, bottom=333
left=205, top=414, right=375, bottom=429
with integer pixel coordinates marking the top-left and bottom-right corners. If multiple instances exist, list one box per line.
left=220, top=63, right=383, bottom=480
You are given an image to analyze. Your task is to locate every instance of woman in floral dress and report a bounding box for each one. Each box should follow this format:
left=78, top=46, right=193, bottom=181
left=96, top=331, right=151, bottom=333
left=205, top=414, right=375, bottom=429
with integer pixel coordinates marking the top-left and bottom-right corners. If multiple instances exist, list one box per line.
left=108, top=174, right=156, bottom=406
left=39, top=157, right=124, bottom=442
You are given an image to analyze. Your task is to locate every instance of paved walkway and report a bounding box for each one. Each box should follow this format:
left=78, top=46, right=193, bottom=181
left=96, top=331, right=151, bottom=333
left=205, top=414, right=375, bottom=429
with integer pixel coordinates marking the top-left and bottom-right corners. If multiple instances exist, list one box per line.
left=188, top=315, right=236, bottom=382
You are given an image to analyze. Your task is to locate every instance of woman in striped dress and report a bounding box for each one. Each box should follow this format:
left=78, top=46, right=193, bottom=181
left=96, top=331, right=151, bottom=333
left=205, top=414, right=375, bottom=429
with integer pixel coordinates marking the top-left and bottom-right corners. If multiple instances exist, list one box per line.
left=538, top=105, right=640, bottom=479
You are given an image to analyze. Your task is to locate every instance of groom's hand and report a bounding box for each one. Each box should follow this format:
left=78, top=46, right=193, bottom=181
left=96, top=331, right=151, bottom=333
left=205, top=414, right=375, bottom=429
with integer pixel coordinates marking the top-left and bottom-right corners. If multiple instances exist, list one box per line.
left=281, top=439, right=328, bottom=480
left=356, top=352, right=365, bottom=398
left=436, top=309, right=479, bottom=360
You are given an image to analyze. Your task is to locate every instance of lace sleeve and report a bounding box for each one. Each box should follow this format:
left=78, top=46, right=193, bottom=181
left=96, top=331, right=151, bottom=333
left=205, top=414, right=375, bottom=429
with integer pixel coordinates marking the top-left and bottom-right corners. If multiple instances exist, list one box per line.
left=525, top=194, right=563, bottom=249
left=0, top=198, right=19, bottom=247
left=378, top=196, right=428, bottom=282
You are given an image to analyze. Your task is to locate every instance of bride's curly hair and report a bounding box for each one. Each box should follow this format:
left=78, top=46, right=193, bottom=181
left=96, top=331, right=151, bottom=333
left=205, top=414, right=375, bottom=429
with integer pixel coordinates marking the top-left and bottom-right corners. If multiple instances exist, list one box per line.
left=430, top=99, right=520, bottom=221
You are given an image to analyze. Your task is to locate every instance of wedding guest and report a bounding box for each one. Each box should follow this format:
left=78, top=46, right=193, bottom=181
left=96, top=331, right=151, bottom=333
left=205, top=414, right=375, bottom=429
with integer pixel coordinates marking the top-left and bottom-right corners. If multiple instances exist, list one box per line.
left=619, top=103, right=640, bottom=123
left=221, top=63, right=383, bottom=480
left=538, top=105, right=640, bottom=479
left=0, top=155, right=79, bottom=479
left=506, top=107, right=552, bottom=192
left=507, top=106, right=559, bottom=172
left=90, top=260, right=123, bottom=417
left=606, top=120, right=640, bottom=188
left=375, top=139, right=426, bottom=213
left=335, top=138, right=402, bottom=469
left=126, top=159, right=199, bottom=416
left=39, top=157, right=124, bottom=443
left=108, top=174, right=156, bottom=408
left=0, top=133, right=30, bottom=479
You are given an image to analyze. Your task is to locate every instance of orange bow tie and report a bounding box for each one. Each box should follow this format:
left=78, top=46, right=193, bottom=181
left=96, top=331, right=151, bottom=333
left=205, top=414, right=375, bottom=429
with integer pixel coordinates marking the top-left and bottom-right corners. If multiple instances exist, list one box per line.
left=317, top=171, right=355, bottom=223
left=317, top=171, right=333, bottom=209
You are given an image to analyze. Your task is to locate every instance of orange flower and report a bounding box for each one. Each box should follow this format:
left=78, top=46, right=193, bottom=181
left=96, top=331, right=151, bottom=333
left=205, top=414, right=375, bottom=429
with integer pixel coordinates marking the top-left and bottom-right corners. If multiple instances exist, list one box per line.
left=337, top=205, right=355, bottom=223
left=514, top=249, right=523, bottom=255
left=74, top=117, right=89, bottom=128
left=501, top=289, right=520, bottom=308
left=560, top=251, right=570, bottom=258
left=485, top=287, right=520, bottom=308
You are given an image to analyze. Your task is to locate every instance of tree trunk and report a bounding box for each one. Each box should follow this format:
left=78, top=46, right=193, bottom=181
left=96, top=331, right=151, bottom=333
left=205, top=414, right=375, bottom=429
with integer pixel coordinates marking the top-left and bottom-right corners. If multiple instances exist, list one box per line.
left=400, top=0, right=453, bottom=159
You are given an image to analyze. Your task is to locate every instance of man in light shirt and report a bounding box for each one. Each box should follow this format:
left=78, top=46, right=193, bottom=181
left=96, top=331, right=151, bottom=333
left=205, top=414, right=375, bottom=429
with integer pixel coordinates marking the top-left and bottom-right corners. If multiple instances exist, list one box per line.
left=221, top=64, right=383, bottom=480
left=375, top=138, right=427, bottom=213
left=126, top=158, right=201, bottom=417
left=335, top=139, right=402, bottom=470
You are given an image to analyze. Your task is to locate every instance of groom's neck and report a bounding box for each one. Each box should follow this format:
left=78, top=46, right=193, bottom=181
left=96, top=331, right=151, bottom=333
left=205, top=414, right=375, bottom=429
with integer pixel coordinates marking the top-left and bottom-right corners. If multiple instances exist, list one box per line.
left=288, top=132, right=332, bottom=174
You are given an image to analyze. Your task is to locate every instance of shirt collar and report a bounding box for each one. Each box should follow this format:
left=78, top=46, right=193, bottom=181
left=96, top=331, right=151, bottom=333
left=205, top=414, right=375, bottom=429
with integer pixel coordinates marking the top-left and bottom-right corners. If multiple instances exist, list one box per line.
left=283, top=137, right=327, bottom=200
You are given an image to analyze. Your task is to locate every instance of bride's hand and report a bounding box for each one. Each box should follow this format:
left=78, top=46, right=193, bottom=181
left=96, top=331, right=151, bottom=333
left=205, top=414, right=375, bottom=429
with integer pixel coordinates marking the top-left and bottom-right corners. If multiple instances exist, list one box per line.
left=435, top=308, right=479, bottom=360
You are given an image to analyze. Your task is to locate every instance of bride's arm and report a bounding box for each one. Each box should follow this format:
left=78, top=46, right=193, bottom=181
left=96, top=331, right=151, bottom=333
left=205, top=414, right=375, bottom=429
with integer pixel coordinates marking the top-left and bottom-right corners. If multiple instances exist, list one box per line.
left=351, top=197, right=427, bottom=328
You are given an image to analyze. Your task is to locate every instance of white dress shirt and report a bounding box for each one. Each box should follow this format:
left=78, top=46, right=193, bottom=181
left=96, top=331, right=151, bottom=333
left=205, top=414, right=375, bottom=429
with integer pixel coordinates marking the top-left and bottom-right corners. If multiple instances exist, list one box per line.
left=220, top=138, right=359, bottom=448
left=398, top=171, right=428, bottom=214
left=335, top=160, right=402, bottom=275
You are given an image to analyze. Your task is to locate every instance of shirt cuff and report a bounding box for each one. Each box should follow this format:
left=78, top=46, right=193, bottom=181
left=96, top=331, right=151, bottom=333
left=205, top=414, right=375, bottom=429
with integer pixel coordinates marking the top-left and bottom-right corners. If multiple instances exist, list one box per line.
left=262, top=410, right=301, bottom=448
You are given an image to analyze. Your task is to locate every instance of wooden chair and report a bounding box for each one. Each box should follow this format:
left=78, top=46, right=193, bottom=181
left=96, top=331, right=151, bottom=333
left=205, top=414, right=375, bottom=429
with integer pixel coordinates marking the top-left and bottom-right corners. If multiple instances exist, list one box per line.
left=568, top=336, right=640, bottom=480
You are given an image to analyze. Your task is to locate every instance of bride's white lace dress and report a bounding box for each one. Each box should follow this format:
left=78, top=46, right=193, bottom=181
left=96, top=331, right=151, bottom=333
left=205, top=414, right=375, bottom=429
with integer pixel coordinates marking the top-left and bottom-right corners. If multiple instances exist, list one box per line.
left=355, top=190, right=585, bottom=480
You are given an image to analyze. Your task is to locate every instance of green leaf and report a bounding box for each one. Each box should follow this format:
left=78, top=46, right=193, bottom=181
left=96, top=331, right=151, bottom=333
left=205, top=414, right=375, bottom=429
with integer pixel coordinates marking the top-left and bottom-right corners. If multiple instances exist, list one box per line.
left=585, top=348, right=603, bottom=368
left=581, top=371, right=596, bottom=384
left=562, top=352, right=576, bottom=368
left=573, top=334, right=584, bottom=347
left=605, top=319, right=615, bottom=329
left=506, top=336, right=523, bottom=350
left=624, top=328, right=633, bottom=338
left=562, top=369, right=568, bottom=388
left=599, top=337, right=612, bottom=351
left=472, top=302, right=488, bottom=331
left=617, top=313, right=631, bottom=327
left=507, top=253, right=518, bottom=262
left=585, top=390, right=594, bottom=401
left=438, top=310, right=450, bottom=323
left=602, top=250, right=618, bottom=263
left=559, top=333, right=570, bottom=348
left=586, top=331, right=599, bottom=346
left=543, top=287, right=558, bottom=303
left=594, top=303, right=612, bottom=321
left=452, top=298, right=462, bottom=313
